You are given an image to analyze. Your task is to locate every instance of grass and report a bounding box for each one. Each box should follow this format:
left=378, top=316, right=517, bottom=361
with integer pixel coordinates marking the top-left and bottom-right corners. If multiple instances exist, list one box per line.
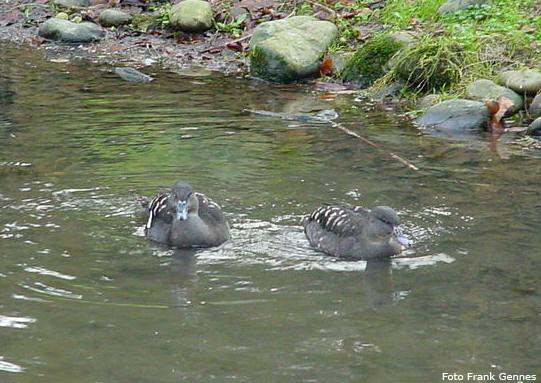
left=300, top=0, right=541, bottom=99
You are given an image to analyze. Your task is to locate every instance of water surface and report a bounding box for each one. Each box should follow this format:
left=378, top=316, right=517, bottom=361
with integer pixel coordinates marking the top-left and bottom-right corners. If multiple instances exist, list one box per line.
left=1, top=43, right=540, bottom=383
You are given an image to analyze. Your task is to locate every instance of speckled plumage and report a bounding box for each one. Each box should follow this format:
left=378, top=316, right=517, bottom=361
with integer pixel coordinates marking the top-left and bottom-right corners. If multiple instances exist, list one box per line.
left=143, top=182, right=230, bottom=248
left=304, top=204, right=410, bottom=260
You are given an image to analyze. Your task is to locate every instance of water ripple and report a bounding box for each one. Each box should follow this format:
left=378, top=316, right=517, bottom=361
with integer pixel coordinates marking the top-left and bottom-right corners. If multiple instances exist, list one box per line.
left=0, top=314, right=36, bottom=329
left=0, top=357, right=24, bottom=373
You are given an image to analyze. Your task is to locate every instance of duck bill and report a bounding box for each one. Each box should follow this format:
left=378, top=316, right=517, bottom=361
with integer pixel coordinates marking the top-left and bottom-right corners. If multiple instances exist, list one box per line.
left=176, top=201, right=188, bottom=221
left=393, top=227, right=411, bottom=249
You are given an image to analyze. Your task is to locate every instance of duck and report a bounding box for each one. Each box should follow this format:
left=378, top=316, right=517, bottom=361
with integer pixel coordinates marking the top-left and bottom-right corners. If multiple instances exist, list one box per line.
left=142, top=182, right=230, bottom=248
left=304, top=204, right=411, bottom=260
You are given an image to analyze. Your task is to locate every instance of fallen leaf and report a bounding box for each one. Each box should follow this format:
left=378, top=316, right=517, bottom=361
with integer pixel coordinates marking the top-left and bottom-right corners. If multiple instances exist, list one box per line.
left=319, top=57, right=333, bottom=76
left=486, top=96, right=513, bottom=134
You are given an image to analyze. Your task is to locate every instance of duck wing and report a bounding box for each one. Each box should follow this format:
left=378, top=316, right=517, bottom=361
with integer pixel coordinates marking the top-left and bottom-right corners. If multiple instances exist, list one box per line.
left=305, top=204, right=366, bottom=237
left=194, top=192, right=228, bottom=227
left=145, top=192, right=172, bottom=230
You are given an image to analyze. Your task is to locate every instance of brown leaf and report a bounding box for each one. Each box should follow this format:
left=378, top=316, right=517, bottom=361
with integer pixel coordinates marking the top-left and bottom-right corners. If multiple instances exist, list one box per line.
left=319, top=57, right=333, bottom=76
left=486, top=96, right=513, bottom=134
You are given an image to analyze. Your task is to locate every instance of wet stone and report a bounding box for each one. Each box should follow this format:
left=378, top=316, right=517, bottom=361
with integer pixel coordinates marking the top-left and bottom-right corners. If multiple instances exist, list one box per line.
left=415, top=99, right=489, bottom=133
left=114, top=67, right=154, bottom=83
left=528, top=93, right=541, bottom=119
left=526, top=117, right=541, bottom=136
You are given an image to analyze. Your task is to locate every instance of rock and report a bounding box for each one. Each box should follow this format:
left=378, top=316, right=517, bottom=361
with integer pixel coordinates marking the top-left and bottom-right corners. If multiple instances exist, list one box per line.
left=526, top=117, right=541, bottom=136
left=38, top=18, right=104, bottom=43
left=56, top=12, right=69, bottom=20
left=528, top=93, right=541, bottom=119
left=114, top=67, right=154, bottom=82
left=438, top=0, right=488, bottom=14
left=371, top=82, right=404, bottom=101
left=466, top=79, right=523, bottom=115
left=250, top=16, right=338, bottom=82
left=415, top=99, right=489, bottom=133
left=388, top=31, right=416, bottom=47
left=230, top=6, right=249, bottom=22
left=99, top=9, right=132, bottom=27
left=417, top=94, right=440, bottom=110
left=170, top=0, right=213, bottom=33
left=497, top=70, right=541, bottom=95
left=54, top=0, right=89, bottom=7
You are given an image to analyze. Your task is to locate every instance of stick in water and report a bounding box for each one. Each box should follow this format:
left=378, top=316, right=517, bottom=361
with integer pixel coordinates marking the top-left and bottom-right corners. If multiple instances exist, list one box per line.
left=331, top=122, right=419, bottom=171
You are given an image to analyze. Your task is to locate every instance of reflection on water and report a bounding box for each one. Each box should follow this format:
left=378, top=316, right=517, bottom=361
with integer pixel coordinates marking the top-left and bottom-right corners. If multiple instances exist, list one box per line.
left=1, top=42, right=540, bottom=382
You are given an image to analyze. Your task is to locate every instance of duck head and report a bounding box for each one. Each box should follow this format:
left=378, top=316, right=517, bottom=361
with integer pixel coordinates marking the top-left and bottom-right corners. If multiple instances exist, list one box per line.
left=368, top=206, right=411, bottom=252
left=169, top=182, right=199, bottom=221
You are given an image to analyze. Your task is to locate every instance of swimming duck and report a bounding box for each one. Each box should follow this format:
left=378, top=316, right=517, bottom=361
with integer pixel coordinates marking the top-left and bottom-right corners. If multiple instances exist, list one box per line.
left=304, top=204, right=411, bottom=260
left=143, top=182, right=230, bottom=248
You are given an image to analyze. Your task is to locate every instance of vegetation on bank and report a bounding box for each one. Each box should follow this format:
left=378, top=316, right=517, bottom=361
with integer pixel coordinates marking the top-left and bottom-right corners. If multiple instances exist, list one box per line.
left=8, top=0, right=540, bottom=101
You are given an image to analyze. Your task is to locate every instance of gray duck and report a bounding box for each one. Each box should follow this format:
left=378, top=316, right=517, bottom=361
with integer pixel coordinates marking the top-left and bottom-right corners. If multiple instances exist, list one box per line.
left=304, top=204, right=411, bottom=260
left=143, top=182, right=230, bottom=248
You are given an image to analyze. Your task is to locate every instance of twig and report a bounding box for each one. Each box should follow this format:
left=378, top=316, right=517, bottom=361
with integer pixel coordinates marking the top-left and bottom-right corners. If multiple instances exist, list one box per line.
left=331, top=121, right=419, bottom=171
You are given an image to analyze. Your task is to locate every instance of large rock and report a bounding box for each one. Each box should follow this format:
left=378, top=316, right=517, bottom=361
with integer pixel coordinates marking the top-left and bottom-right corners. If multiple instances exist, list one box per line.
left=170, top=0, right=213, bottom=33
left=249, top=16, right=337, bottom=82
left=466, top=79, right=523, bottom=115
left=415, top=99, right=489, bottom=133
left=54, top=0, right=89, bottom=7
left=99, top=9, right=132, bottom=27
left=438, top=0, right=488, bottom=14
left=528, top=93, right=541, bottom=119
left=497, top=70, right=541, bottom=95
left=39, top=18, right=104, bottom=43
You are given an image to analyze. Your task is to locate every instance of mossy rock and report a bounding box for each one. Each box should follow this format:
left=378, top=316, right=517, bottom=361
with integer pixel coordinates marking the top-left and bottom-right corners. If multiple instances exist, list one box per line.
left=392, top=37, right=465, bottom=92
left=341, top=34, right=403, bottom=88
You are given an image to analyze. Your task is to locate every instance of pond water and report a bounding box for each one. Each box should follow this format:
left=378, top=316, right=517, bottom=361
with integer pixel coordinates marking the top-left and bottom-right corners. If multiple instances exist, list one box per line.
left=1, top=43, right=540, bottom=383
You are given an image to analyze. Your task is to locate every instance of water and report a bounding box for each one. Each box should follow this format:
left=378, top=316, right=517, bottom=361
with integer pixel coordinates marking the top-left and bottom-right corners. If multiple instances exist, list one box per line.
left=1, top=43, right=540, bottom=383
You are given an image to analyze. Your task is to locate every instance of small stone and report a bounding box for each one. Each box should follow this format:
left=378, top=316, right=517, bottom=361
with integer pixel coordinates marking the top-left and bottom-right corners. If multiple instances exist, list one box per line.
left=170, top=0, right=213, bottom=33
left=466, top=79, right=523, bottom=115
left=99, top=9, right=132, bottom=27
left=497, top=70, right=541, bottom=95
left=54, top=0, right=90, bottom=7
left=526, top=116, right=541, bottom=136
left=56, top=12, right=69, bottom=20
left=38, top=18, right=104, bottom=43
left=70, top=15, right=82, bottom=23
left=438, top=0, right=488, bottom=14
left=528, top=93, right=541, bottom=119
left=388, top=31, right=416, bottom=47
left=114, top=67, right=154, bottom=83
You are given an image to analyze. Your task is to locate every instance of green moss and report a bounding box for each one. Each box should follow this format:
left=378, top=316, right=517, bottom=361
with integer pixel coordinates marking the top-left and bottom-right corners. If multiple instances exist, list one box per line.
left=130, top=13, right=161, bottom=32
left=341, top=34, right=403, bottom=88
left=250, top=46, right=294, bottom=83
